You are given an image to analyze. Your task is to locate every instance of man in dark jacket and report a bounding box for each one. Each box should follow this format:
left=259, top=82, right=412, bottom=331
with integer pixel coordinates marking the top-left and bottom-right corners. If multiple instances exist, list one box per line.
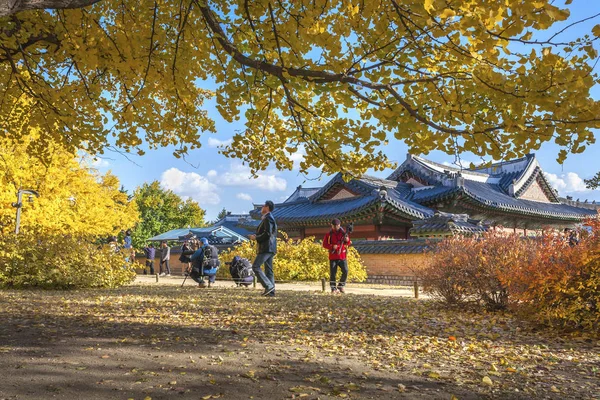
left=159, top=241, right=171, bottom=276
left=250, top=200, right=277, bottom=297
left=143, top=243, right=156, bottom=275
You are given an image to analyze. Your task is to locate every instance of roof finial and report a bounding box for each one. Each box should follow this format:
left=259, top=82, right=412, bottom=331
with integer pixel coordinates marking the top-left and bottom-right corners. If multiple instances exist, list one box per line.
left=378, top=186, right=388, bottom=199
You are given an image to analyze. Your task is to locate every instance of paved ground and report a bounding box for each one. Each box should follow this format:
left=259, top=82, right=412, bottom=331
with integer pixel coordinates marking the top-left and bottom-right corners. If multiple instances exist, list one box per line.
left=134, top=274, right=427, bottom=298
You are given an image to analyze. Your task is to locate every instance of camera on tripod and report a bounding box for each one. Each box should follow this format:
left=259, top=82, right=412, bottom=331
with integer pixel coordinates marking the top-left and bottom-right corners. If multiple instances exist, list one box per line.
left=345, top=222, right=354, bottom=235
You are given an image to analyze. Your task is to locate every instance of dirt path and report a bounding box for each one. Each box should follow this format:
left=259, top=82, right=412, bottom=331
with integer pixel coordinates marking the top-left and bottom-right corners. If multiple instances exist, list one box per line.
left=137, top=274, right=426, bottom=298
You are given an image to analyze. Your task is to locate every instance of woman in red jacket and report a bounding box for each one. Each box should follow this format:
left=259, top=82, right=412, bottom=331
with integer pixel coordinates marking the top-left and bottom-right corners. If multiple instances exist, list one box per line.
left=323, top=218, right=351, bottom=294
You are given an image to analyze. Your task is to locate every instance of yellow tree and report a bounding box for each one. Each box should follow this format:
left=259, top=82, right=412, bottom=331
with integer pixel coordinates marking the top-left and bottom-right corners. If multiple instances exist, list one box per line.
left=1, top=0, right=599, bottom=176
left=0, top=130, right=139, bottom=237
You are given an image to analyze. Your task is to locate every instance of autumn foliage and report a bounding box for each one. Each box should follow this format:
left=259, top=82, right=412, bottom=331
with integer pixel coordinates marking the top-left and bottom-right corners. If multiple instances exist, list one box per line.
left=0, top=231, right=137, bottom=289
left=218, top=233, right=367, bottom=283
left=418, top=219, right=600, bottom=331
left=2, top=1, right=600, bottom=176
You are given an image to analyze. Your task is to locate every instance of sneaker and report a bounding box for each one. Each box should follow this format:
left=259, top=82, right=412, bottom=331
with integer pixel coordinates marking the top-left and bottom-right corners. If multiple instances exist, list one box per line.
left=199, top=282, right=207, bottom=288
left=331, top=288, right=339, bottom=294
left=166, top=273, right=171, bottom=277
left=159, top=272, right=166, bottom=276
left=262, top=287, right=275, bottom=296
left=337, top=286, right=345, bottom=294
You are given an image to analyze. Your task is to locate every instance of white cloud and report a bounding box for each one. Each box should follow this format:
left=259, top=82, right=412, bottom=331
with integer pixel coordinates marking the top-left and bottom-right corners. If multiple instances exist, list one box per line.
left=286, top=146, right=306, bottom=171
left=545, top=172, right=590, bottom=193
left=209, top=164, right=287, bottom=192
left=207, top=169, right=218, bottom=178
left=160, top=168, right=221, bottom=205
left=236, top=193, right=253, bottom=201
left=207, top=137, right=233, bottom=148
left=92, top=158, right=110, bottom=168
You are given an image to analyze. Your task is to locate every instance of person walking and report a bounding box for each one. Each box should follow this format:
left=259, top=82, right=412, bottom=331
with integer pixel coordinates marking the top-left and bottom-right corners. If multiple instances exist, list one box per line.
left=250, top=200, right=277, bottom=297
left=323, top=218, right=352, bottom=294
left=143, top=243, right=156, bottom=275
left=159, top=241, right=171, bottom=276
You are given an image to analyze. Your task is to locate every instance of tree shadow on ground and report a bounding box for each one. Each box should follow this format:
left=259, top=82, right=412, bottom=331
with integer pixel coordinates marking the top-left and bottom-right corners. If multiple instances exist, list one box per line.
left=0, top=286, right=597, bottom=400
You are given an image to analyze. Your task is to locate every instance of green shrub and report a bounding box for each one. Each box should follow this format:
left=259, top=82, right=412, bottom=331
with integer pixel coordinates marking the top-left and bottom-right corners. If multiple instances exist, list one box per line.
left=218, top=233, right=367, bottom=282
left=0, top=231, right=136, bottom=289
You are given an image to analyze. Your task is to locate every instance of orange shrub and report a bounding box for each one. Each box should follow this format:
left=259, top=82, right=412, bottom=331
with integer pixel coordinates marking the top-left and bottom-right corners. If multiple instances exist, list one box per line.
left=419, top=216, right=600, bottom=332
left=501, top=218, right=600, bottom=331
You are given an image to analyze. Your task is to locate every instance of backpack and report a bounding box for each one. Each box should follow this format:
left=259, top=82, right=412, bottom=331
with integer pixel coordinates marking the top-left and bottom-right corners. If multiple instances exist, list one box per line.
left=202, top=245, right=220, bottom=271
left=230, top=257, right=254, bottom=279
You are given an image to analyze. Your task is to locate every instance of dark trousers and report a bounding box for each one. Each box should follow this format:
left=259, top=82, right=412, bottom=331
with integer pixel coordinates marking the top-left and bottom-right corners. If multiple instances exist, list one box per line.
left=159, top=259, right=171, bottom=274
left=329, top=259, right=348, bottom=288
left=191, top=269, right=216, bottom=284
left=145, top=260, right=155, bottom=275
left=252, top=252, right=275, bottom=290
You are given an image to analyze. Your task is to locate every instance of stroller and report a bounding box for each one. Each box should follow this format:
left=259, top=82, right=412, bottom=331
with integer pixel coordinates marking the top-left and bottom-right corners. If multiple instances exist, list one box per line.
left=228, top=256, right=254, bottom=287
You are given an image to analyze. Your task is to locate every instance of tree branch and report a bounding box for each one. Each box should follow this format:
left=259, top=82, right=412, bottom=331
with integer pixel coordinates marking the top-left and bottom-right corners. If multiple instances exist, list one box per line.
left=0, top=0, right=102, bottom=16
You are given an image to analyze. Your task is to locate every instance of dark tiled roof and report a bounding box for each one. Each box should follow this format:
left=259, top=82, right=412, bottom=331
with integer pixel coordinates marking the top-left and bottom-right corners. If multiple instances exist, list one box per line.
left=390, top=154, right=593, bottom=221
left=256, top=193, right=432, bottom=225
left=352, top=239, right=430, bottom=254
left=284, top=187, right=321, bottom=203
left=460, top=181, right=597, bottom=220
left=249, top=174, right=435, bottom=225
left=410, top=212, right=487, bottom=236
left=497, top=170, right=521, bottom=192
left=213, top=215, right=256, bottom=237
left=410, top=186, right=457, bottom=202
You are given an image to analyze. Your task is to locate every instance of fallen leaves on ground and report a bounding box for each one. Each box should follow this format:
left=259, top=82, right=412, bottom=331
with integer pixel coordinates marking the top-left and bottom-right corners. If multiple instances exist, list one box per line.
left=0, top=286, right=598, bottom=399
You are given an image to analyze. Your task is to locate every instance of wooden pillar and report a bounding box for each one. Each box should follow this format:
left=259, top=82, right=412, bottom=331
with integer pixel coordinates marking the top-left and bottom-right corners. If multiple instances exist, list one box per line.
left=374, top=224, right=382, bottom=240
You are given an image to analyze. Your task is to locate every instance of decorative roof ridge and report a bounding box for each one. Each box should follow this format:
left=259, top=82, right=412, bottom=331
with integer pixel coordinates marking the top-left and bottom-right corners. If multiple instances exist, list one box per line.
left=308, top=173, right=348, bottom=202
left=358, top=174, right=400, bottom=186
left=469, top=154, right=532, bottom=173
left=283, top=185, right=321, bottom=203
left=509, top=161, right=561, bottom=203
left=511, top=155, right=539, bottom=193
left=412, top=156, right=491, bottom=178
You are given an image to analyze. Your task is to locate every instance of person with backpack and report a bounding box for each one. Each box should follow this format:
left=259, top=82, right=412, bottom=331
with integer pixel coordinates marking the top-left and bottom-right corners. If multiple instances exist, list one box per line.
left=186, top=237, right=220, bottom=288
left=323, top=218, right=352, bottom=294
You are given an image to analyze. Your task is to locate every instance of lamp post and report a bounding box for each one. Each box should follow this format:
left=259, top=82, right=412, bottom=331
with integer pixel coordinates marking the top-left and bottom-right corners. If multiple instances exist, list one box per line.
left=11, top=189, right=40, bottom=235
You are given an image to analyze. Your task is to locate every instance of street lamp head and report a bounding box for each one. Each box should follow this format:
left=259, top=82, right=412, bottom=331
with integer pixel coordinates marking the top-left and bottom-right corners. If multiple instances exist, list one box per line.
left=27, top=195, right=34, bottom=203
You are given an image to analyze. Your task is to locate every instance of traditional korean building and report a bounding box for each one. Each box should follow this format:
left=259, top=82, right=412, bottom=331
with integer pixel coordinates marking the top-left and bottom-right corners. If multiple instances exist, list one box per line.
left=257, top=154, right=597, bottom=240
left=247, top=154, right=598, bottom=283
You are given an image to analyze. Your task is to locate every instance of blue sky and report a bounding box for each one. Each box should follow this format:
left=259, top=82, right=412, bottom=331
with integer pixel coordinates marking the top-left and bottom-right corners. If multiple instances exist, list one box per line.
left=91, top=2, right=600, bottom=221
